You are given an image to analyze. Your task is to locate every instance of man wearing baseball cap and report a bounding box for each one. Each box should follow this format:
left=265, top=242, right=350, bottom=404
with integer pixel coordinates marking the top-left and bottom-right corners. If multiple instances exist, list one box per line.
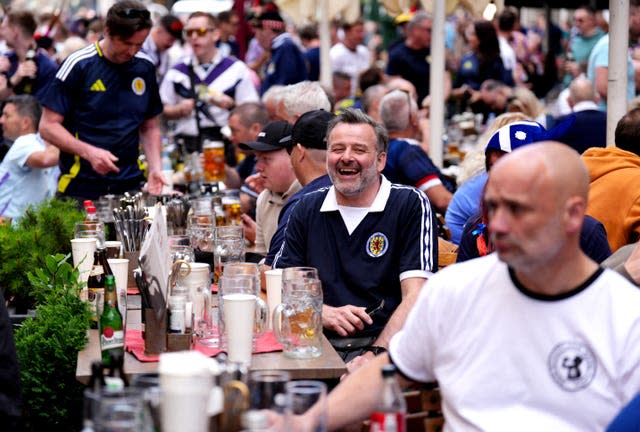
left=239, top=120, right=301, bottom=254
left=141, top=13, right=182, bottom=83
left=263, top=109, right=334, bottom=267
left=252, top=10, right=307, bottom=95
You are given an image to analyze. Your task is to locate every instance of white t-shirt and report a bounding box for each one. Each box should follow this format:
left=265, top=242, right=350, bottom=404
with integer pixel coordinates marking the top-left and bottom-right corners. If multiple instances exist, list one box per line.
left=329, top=42, right=371, bottom=94
left=390, top=253, right=640, bottom=432
left=0, top=133, right=57, bottom=219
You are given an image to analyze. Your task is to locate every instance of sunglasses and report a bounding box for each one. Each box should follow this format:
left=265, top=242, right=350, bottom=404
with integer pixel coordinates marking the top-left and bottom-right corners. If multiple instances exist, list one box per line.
left=116, top=8, right=151, bottom=20
left=184, top=27, right=213, bottom=37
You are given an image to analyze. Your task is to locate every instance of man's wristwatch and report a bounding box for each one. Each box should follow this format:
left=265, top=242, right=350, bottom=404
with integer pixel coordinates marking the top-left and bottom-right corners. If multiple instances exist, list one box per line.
left=365, top=345, right=387, bottom=355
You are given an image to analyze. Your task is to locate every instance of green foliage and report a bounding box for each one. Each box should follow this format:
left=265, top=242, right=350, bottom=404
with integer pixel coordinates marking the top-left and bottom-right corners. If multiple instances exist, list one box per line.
left=14, top=254, right=91, bottom=431
left=0, top=198, right=83, bottom=309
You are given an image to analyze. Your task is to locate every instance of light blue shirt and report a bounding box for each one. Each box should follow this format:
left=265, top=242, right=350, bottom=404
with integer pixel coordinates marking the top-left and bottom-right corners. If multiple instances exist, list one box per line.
left=587, top=35, right=635, bottom=111
left=0, top=133, right=58, bottom=219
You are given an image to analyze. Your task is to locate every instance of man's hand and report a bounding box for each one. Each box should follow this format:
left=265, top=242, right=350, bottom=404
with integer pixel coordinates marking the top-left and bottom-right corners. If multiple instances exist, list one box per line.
left=322, top=304, right=373, bottom=337
left=11, top=59, right=37, bottom=86
left=178, top=99, right=196, bottom=117
left=146, top=170, right=167, bottom=195
left=209, top=92, right=235, bottom=109
left=245, top=173, right=265, bottom=194
left=241, top=213, right=257, bottom=245
left=342, top=351, right=376, bottom=380
left=85, top=146, right=119, bottom=175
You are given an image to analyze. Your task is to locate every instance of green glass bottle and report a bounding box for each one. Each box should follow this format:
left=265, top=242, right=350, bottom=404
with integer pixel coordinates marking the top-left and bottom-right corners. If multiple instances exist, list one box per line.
left=99, top=275, right=124, bottom=367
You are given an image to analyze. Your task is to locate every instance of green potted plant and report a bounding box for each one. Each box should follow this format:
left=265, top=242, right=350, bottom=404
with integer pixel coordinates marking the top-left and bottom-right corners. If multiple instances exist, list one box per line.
left=0, top=198, right=83, bottom=313
left=14, top=253, right=91, bottom=431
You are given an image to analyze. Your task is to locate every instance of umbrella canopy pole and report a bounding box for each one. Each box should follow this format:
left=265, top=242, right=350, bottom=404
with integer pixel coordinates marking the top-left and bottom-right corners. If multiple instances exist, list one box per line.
left=429, top=0, right=446, bottom=167
left=607, top=0, right=629, bottom=147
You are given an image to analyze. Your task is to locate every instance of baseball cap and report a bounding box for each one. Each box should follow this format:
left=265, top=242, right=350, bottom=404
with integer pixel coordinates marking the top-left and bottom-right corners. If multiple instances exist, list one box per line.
left=160, top=14, right=183, bottom=41
left=239, top=121, right=292, bottom=152
left=253, top=11, right=285, bottom=31
left=280, top=109, right=335, bottom=151
left=485, top=120, right=549, bottom=154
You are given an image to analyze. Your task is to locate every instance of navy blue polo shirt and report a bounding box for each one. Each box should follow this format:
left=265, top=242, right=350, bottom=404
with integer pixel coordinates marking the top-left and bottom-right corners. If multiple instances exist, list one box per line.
left=386, top=43, right=431, bottom=104
left=41, top=42, right=162, bottom=199
left=273, top=177, right=437, bottom=339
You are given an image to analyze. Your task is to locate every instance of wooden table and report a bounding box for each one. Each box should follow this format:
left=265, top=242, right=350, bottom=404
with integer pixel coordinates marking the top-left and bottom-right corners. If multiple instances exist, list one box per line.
left=76, top=329, right=346, bottom=385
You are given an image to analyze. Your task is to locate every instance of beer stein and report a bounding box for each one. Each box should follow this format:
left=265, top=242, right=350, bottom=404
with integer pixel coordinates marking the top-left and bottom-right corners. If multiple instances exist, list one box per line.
left=273, top=268, right=323, bottom=359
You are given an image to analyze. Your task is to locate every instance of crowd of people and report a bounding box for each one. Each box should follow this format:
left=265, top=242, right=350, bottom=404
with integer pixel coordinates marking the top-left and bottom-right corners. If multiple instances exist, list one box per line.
left=4, top=0, right=640, bottom=429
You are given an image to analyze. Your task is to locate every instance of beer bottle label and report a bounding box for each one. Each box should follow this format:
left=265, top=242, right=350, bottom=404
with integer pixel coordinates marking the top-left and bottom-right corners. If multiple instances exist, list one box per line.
left=369, top=412, right=405, bottom=432
left=100, top=327, right=124, bottom=350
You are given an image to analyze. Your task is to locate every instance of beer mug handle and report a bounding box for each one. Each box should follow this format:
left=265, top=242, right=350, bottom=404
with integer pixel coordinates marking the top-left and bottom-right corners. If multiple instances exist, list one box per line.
left=254, top=296, right=268, bottom=338
left=272, top=303, right=289, bottom=345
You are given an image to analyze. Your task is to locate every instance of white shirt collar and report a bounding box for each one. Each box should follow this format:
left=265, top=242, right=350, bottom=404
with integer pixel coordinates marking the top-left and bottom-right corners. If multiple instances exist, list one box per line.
left=572, top=100, right=600, bottom=112
left=320, top=175, right=391, bottom=212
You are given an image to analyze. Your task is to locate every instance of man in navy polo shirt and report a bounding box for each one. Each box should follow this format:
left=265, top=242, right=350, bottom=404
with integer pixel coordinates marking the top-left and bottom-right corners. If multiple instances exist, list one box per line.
left=273, top=108, right=437, bottom=368
left=39, top=0, right=164, bottom=201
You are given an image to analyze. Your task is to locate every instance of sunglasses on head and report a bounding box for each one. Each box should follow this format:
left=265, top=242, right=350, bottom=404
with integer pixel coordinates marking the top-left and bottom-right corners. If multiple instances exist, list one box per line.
left=184, top=27, right=213, bottom=37
left=116, top=8, right=150, bottom=20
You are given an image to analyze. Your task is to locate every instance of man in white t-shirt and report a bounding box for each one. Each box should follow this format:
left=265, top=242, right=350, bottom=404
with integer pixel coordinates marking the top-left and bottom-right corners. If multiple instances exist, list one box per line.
left=0, top=95, right=59, bottom=220
left=329, top=18, right=371, bottom=96
left=281, top=142, right=640, bottom=431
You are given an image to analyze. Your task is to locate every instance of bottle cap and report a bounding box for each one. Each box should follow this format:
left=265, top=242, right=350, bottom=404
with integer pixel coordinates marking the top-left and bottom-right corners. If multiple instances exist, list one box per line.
left=83, top=200, right=93, bottom=208
left=87, top=205, right=97, bottom=214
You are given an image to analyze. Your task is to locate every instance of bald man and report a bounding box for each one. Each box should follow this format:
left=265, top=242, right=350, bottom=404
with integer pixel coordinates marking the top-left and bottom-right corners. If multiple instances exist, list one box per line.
left=279, top=142, right=640, bottom=431
left=555, top=76, right=607, bottom=153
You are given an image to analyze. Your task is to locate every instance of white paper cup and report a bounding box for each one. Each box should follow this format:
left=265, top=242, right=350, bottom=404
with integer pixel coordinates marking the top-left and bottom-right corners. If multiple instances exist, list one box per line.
left=159, top=351, right=221, bottom=432
left=265, top=269, right=282, bottom=330
left=108, top=258, right=129, bottom=326
left=223, top=293, right=256, bottom=365
left=71, top=238, right=97, bottom=283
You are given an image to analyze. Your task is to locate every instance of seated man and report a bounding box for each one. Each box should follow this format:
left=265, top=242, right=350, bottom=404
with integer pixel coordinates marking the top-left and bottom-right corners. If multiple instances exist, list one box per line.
left=378, top=89, right=454, bottom=213
left=273, top=108, right=437, bottom=365
left=583, top=108, right=640, bottom=252
left=286, top=142, right=640, bottom=431
left=0, top=95, right=58, bottom=220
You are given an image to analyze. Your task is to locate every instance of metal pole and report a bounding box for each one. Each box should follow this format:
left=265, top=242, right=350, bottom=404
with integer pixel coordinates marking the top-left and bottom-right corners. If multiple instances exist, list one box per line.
left=318, top=0, right=332, bottom=88
left=429, top=0, right=446, bottom=167
left=607, top=0, right=629, bottom=147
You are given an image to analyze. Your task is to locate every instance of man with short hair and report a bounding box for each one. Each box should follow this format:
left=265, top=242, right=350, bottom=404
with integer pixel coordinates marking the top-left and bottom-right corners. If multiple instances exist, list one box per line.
left=0, top=95, right=58, bottom=220
left=554, top=76, right=606, bottom=153
left=278, top=81, right=331, bottom=123
left=264, top=109, right=334, bottom=267
left=253, top=11, right=308, bottom=95
left=286, top=142, right=640, bottom=431
left=140, top=13, right=183, bottom=83
left=216, top=10, right=240, bottom=58
left=239, top=121, right=301, bottom=254
left=330, top=18, right=371, bottom=96
left=386, top=11, right=435, bottom=106
left=0, top=9, right=57, bottom=101
left=274, top=108, right=436, bottom=365
left=160, top=11, right=258, bottom=153
left=39, top=0, right=165, bottom=201
left=565, top=5, right=605, bottom=83
left=379, top=89, right=453, bottom=213
left=583, top=108, right=640, bottom=251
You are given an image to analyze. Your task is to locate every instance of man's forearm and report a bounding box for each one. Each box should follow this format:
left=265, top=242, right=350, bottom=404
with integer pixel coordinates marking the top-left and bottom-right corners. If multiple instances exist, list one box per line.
left=140, top=118, right=162, bottom=174
left=40, top=116, right=92, bottom=158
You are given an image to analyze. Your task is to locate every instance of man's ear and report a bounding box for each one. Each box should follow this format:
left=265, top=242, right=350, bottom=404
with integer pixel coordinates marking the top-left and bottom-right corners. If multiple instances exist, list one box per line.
left=565, top=196, right=585, bottom=235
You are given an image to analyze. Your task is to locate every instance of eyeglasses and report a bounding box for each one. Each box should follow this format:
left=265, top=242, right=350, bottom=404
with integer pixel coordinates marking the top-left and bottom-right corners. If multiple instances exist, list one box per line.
left=115, top=8, right=151, bottom=20
left=184, top=27, right=214, bottom=37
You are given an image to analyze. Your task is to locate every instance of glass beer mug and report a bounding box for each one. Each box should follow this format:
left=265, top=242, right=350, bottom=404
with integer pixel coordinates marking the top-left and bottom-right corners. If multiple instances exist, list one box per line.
left=272, top=267, right=323, bottom=359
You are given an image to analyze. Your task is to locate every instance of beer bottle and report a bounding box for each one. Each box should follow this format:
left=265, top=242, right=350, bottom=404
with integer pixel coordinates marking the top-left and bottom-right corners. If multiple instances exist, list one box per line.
left=99, top=275, right=124, bottom=368
left=87, top=250, right=105, bottom=329
left=369, top=365, right=407, bottom=432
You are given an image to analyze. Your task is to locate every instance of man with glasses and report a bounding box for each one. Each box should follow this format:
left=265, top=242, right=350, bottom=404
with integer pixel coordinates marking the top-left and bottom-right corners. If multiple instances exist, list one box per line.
left=39, top=0, right=165, bottom=201
left=160, top=11, right=258, bottom=154
left=386, top=11, right=442, bottom=107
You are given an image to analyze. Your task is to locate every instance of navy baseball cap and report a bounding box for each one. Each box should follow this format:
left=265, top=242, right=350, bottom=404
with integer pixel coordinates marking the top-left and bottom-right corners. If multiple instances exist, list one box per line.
left=239, top=121, right=292, bottom=152
left=280, top=109, right=335, bottom=150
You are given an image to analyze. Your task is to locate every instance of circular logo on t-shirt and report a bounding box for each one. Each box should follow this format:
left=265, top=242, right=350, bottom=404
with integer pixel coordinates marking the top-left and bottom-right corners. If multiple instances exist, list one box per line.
left=132, top=77, right=146, bottom=95
left=366, top=232, right=388, bottom=258
left=548, top=341, right=597, bottom=392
